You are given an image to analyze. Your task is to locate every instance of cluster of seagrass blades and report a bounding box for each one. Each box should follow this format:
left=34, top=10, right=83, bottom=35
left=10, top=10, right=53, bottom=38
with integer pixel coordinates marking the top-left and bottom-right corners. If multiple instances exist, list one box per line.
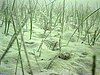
left=0, top=0, right=100, bottom=75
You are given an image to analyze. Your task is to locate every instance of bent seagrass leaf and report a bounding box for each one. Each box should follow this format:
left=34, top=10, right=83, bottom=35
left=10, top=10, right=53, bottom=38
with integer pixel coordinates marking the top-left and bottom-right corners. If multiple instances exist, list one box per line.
left=67, top=7, right=100, bottom=45
left=0, top=14, right=30, bottom=63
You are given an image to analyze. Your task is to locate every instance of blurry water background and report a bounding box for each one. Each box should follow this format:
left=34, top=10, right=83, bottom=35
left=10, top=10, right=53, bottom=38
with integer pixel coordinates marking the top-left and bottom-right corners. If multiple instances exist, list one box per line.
left=0, top=0, right=100, bottom=9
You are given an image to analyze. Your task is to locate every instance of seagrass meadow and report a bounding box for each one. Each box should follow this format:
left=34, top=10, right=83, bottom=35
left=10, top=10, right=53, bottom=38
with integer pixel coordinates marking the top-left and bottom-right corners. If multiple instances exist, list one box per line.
left=0, top=0, right=100, bottom=75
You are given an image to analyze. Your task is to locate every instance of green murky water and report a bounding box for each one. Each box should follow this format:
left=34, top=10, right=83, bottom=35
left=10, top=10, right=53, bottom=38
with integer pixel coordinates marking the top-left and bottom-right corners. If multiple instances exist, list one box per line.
left=0, top=0, right=100, bottom=75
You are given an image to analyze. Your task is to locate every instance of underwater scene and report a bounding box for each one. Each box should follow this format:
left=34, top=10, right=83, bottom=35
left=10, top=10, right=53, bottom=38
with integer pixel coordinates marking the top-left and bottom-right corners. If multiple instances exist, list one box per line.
left=0, top=0, right=100, bottom=75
